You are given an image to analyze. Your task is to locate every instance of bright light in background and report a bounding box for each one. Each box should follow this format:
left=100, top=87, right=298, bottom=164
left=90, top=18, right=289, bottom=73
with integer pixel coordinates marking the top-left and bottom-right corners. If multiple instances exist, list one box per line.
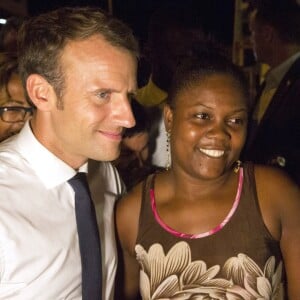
left=0, top=19, right=7, bottom=25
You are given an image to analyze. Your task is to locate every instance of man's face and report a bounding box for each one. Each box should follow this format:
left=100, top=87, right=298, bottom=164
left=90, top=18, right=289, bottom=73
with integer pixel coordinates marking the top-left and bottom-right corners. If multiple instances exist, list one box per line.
left=0, top=73, right=29, bottom=142
left=36, top=35, right=137, bottom=169
left=249, top=11, right=269, bottom=63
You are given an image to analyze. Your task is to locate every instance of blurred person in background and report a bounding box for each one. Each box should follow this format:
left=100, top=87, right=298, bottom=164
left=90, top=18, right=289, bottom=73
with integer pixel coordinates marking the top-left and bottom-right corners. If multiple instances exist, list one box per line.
left=243, top=0, right=300, bottom=184
left=0, top=51, right=33, bottom=142
left=0, top=16, right=26, bottom=52
left=114, top=99, right=162, bottom=191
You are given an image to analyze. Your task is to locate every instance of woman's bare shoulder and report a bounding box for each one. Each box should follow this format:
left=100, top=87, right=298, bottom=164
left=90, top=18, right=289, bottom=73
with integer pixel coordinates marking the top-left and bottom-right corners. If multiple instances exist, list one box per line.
left=254, top=164, right=300, bottom=220
left=247, top=164, right=300, bottom=241
left=115, top=180, right=145, bottom=254
left=254, top=164, right=299, bottom=194
left=117, top=181, right=144, bottom=212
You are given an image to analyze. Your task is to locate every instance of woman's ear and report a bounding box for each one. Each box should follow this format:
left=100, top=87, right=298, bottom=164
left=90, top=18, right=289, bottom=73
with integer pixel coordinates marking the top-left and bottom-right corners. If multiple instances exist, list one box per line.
left=163, top=103, right=173, bottom=132
left=26, top=74, right=56, bottom=111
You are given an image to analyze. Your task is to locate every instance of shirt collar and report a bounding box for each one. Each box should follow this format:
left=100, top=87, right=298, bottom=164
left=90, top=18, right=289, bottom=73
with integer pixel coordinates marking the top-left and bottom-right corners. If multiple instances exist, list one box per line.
left=265, top=52, right=300, bottom=90
left=15, top=121, right=88, bottom=189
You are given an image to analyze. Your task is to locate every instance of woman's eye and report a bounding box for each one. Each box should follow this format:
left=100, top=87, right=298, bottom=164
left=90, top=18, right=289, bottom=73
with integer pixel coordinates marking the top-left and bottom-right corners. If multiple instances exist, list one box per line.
left=195, top=112, right=210, bottom=120
left=228, top=118, right=244, bottom=125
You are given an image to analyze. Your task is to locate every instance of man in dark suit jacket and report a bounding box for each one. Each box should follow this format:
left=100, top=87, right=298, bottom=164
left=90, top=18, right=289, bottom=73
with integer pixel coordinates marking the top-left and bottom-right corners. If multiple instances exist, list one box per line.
left=243, top=0, right=300, bottom=185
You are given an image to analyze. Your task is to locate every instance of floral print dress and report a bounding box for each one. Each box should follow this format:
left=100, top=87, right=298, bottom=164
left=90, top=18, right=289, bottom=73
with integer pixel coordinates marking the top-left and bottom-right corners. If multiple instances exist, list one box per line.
left=135, top=163, right=286, bottom=299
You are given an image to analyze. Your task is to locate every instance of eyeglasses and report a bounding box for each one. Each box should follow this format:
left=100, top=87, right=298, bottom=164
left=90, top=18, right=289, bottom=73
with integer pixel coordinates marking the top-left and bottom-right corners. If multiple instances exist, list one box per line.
left=0, top=106, right=34, bottom=123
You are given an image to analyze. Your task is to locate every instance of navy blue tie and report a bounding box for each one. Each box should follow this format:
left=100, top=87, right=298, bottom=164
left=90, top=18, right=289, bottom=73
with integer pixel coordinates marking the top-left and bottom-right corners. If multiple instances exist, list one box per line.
left=68, top=172, right=102, bottom=299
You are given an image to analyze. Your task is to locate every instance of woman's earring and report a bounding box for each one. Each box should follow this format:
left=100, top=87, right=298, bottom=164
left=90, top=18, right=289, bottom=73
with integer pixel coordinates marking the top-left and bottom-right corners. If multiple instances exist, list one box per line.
left=166, top=130, right=171, bottom=170
left=234, top=160, right=242, bottom=173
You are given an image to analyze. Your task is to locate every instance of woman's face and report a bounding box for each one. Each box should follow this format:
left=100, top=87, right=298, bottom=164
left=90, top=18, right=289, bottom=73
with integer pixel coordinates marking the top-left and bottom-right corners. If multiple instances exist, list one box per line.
left=164, top=74, right=248, bottom=180
left=0, top=73, right=29, bottom=142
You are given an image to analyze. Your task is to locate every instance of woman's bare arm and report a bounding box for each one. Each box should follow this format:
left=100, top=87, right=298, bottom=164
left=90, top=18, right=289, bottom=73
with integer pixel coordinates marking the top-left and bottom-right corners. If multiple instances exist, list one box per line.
left=255, top=166, right=300, bottom=299
left=115, top=184, right=143, bottom=300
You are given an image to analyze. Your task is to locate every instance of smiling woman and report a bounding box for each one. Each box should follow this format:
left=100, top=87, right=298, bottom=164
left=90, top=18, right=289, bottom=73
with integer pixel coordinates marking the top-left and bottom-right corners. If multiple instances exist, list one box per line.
left=116, top=50, right=300, bottom=299
left=164, top=52, right=249, bottom=180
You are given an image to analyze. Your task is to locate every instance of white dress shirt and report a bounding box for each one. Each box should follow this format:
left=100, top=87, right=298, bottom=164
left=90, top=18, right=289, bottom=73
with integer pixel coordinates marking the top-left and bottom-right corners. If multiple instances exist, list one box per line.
left=151, top=113, right=168, bottom=168
left=0, top=121, right=125, bottom=300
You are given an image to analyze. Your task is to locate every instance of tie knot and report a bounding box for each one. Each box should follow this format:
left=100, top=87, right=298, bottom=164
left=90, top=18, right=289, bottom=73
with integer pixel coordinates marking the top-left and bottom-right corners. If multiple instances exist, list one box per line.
left=68, top=172, right=88, bottom=184
left=69, top=172, right=87, bottom=181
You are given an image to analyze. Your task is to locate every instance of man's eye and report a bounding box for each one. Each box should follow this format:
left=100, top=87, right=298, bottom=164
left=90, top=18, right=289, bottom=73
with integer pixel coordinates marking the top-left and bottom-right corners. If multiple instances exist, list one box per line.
left=195, top=113, right=210, bottom=120
left=97, top=91, right=110, bottom=100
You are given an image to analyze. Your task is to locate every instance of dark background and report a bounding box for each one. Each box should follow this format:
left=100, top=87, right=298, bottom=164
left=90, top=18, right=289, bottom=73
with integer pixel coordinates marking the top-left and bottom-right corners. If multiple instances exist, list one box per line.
left=27, top=0, right=235, bottom=47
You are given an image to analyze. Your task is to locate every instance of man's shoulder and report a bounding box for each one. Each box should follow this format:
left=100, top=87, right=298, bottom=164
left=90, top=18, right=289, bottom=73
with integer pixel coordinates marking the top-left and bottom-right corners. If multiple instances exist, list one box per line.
left=0, top=137, right=24, bottom=173
left=0, top=146, right=34, bottom=198
left=284, top=55, right=300, bottom=79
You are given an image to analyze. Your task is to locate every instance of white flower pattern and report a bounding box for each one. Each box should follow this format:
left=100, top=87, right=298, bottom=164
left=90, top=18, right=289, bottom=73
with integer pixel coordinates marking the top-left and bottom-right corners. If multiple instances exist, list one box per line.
left=135, top=242, right=284, bottom=300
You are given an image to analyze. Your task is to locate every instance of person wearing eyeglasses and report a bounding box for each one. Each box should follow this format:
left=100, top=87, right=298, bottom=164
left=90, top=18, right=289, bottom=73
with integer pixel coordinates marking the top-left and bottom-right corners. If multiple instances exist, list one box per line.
left=0, top=52, right=33, bottom=142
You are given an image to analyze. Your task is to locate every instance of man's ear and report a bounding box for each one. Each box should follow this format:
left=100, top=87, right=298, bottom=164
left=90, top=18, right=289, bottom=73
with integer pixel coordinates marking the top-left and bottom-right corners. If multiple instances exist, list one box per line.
left=26, top=74, right=56, bottom=111
left=163, top=103, right=173, bottom=132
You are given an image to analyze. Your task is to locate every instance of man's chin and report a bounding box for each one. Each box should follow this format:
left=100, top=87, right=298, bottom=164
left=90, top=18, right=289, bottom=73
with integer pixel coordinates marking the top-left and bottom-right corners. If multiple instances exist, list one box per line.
left=92, top=150, right=121, bottom=162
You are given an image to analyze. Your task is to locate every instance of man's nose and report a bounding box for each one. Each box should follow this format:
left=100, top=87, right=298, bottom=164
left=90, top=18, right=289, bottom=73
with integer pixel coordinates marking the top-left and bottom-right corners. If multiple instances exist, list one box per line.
left=115, top=97, right=136, bottom=129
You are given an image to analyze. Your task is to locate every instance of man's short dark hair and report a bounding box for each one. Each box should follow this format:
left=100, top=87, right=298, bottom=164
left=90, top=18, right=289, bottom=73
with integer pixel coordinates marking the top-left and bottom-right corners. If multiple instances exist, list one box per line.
left=18, top=7, right=139, bottom=99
